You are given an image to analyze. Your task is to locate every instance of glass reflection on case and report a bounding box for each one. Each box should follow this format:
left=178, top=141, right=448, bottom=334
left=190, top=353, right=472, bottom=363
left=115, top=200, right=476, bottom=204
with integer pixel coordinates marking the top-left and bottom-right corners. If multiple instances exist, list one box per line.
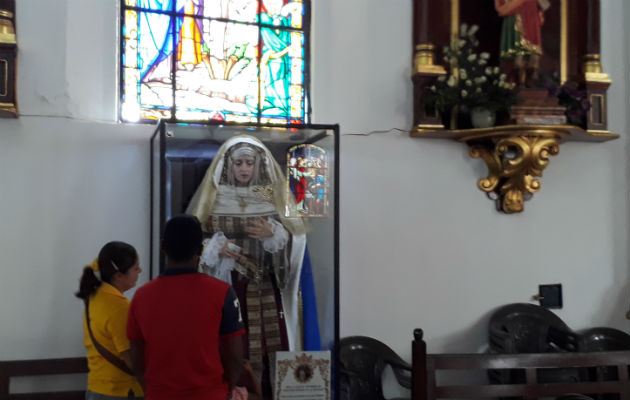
left=287, top=144, right=328, bottom=218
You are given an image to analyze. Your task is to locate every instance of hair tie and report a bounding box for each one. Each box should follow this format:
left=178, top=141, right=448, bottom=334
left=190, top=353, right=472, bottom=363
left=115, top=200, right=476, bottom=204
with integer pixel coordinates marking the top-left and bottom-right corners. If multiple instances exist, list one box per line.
left=89, top=258, right=99, bottom=272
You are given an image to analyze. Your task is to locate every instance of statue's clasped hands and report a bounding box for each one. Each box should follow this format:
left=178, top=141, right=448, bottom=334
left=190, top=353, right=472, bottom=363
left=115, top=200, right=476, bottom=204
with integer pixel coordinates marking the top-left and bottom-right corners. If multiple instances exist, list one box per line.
left=218, top=218, right=273, bottom=259
left=219, top=240, right=241, bottom=259
left=244, top=217, right=273, bottom=239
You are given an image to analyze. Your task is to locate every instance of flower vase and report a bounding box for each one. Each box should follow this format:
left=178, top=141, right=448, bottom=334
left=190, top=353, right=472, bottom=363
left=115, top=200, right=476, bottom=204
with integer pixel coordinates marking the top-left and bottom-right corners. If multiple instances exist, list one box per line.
left=470, top=107, right=496, bottom=128
left=440, top=107, right=472, bottom=130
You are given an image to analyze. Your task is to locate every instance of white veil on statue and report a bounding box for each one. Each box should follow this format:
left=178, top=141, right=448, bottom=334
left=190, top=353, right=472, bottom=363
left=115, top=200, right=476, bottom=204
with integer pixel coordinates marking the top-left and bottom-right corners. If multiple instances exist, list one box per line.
left=187, top=135, right=306, bottom=235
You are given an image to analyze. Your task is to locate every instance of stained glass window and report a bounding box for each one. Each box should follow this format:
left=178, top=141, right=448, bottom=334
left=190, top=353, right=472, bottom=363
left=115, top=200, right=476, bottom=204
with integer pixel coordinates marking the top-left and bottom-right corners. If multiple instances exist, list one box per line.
left=121, top=0, right=310, bottom=124
left=287, top=144, right=328, bottom=217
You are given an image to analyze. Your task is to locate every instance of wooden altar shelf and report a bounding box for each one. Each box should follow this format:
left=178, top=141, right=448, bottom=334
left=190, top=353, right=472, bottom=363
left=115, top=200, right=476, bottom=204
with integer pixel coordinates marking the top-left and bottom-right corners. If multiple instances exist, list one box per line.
left=410, top=125, right=619, bottom=214
left=0, top=1, right=17, bottom=118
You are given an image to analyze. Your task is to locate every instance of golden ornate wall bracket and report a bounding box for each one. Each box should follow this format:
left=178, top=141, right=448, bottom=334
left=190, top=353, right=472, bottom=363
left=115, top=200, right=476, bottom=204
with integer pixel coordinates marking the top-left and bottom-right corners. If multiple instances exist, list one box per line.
left=469, top=136, right=560, bottom=213
left=411, top=125, right=618, bottom=213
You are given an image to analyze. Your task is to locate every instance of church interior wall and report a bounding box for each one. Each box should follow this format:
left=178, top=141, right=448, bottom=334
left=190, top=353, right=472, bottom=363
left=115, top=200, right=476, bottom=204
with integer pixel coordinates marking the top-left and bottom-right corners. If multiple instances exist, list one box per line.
left=0, top=2, right=628, bottom=396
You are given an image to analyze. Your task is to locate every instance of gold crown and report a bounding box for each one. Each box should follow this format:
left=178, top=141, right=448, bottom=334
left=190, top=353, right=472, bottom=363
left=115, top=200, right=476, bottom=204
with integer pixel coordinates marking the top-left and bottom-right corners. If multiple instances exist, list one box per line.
left=295, top=353, right=313, bottom=365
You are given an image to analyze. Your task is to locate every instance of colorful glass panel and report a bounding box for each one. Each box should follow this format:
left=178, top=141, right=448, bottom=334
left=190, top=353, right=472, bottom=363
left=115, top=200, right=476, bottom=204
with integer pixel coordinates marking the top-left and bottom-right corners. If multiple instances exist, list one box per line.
left=174, top=19, right=259, bottom=122
left=205, top=0, right=259, bottom=23
left=127, top=0, right=172, bottom=10
left=123, top=11, right=174, bottom=121
left=259, top=29, right=304, bottom=124
left=287, top=144, right=328, bottom=218
left=121, top=0, right=309, bottom=124
left=261, top=0, right=303, bottom=29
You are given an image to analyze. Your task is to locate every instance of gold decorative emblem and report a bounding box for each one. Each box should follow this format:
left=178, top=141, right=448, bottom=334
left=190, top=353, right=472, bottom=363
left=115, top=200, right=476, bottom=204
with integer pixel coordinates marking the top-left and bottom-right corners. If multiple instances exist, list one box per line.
left=251, top=185, right=273, bottom=201
left=470, top=136, right=560, bottom=213
left=294, top=353, right=313, bottom=364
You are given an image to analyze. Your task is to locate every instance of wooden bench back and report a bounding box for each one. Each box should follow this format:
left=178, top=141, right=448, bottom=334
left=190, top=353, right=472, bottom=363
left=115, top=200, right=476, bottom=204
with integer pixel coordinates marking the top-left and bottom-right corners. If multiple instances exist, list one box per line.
left=0, top=357, right=87, bottom=400
left=412, top=329, right=630, bottom=400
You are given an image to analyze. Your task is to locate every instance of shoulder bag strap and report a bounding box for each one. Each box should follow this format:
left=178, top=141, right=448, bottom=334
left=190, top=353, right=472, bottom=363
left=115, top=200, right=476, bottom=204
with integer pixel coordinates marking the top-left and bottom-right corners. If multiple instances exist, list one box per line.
left=84, top=298, right=134, bottom=376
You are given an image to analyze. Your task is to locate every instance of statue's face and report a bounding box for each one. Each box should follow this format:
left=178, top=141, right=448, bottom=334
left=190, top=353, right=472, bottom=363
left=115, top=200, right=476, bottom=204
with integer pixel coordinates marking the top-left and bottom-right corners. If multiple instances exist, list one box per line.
left=232, top=155, right=255, bottom=185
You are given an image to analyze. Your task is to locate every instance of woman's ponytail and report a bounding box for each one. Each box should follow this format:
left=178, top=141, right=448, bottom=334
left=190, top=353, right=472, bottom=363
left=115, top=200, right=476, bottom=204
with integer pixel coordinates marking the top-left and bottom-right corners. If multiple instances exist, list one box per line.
left=75, top=266, right=102, bottom=300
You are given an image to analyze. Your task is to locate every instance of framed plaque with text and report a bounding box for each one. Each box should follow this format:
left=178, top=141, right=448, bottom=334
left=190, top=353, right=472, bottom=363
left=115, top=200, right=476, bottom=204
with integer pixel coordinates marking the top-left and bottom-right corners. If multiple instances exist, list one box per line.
left=275, top=351, right=331, bottom=400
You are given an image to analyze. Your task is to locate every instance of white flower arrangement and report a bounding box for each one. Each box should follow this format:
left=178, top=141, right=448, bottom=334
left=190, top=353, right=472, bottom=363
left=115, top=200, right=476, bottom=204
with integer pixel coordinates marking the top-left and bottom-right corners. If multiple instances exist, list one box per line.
left=424, top=23, right=517, bottom=117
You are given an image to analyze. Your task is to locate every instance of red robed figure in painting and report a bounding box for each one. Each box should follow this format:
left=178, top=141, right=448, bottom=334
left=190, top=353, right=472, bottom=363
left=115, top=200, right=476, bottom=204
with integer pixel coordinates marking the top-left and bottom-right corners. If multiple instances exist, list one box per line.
left=495, top=0, right=549, bottom=86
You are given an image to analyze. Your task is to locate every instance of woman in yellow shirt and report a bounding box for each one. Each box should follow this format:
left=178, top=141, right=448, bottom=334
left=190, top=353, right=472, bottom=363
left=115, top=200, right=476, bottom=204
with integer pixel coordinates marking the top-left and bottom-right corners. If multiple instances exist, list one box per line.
left=75, top=241, right=143, bottom=400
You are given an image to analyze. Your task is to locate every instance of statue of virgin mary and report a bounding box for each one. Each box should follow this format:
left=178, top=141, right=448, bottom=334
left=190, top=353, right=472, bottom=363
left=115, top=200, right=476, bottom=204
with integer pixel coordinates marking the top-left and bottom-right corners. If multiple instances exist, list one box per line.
left=186, top=135, right=319, bottom=396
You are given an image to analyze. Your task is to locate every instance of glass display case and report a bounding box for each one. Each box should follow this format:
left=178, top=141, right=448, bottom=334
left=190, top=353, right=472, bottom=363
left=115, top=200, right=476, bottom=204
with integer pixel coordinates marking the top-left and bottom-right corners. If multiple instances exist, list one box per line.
left=150, top=120, right=339, bottom=399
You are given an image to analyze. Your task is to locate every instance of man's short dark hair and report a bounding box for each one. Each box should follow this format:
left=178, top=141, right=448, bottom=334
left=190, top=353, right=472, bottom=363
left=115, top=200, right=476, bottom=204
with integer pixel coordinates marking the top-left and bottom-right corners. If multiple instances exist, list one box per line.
left=162, top=215, right=203, bottom=262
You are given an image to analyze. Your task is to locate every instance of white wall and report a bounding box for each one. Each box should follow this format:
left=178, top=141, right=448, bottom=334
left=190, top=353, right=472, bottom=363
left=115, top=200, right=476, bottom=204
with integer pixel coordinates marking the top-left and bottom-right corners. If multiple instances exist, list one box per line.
left=0, top=118, right=153, bottom=359
left=0, top=0, right=153, bottom=361
left=311, top=0, right=630, bottom=359
left=0, top=0, right=628, bottom=388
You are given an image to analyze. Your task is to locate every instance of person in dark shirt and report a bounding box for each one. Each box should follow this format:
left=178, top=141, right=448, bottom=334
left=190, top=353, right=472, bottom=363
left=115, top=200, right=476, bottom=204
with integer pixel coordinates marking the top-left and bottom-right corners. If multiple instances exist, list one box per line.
left=127, top=215, right=245, bottom=400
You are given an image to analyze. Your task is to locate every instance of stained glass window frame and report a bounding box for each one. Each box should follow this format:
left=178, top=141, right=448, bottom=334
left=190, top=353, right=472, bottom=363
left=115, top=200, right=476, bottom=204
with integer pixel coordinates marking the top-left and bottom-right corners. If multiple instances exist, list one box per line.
left=119, top=0, right=311, bottom=125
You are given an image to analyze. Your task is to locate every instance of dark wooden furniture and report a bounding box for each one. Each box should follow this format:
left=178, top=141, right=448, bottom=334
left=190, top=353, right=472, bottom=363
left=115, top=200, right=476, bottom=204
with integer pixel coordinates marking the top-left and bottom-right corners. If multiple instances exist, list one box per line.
left=0, top=357, right=87, bottom=400
left=412, top=329, right=630, bottom=400
left=339, top=336, right=411, bottom=400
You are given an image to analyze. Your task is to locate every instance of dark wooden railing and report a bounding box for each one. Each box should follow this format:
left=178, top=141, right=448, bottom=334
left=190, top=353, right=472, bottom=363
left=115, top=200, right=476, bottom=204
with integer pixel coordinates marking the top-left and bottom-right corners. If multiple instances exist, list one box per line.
left=0, top=357, right=87, bottom=400
left=412, top=329, right=630, bottom=400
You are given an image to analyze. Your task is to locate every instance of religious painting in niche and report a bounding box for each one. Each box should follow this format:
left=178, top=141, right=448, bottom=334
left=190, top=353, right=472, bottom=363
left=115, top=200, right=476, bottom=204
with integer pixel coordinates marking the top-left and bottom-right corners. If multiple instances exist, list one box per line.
left=461, top=0, right=560, bottom=89
left=454, top=0, right=576, bottom=127
left=495, top=0, right=550, bottom=86
left=121, top=0, right=310, bottom=124
left=184, top=135, right=321, bottom=399
left=414, top=0, right=608, bottom=132
left=287, top=144, right=328, bottom=218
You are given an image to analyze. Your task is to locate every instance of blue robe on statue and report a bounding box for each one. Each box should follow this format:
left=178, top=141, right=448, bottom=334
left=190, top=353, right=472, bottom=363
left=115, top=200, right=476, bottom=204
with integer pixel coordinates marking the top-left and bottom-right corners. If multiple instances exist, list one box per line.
left=300, top=247, right=321, bottom=350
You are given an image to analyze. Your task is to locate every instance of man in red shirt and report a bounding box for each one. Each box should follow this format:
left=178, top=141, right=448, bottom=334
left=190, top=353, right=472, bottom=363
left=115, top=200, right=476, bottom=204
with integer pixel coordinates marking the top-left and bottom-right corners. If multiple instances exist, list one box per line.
left=127, top=215, right=245, bottom=400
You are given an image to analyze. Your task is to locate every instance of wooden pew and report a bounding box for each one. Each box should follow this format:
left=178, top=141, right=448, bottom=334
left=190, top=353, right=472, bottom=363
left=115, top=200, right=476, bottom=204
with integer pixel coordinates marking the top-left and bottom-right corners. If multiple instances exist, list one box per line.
left=412, top=329, right=630, bottom=400
left=0, top=357, right=87, bottom=400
